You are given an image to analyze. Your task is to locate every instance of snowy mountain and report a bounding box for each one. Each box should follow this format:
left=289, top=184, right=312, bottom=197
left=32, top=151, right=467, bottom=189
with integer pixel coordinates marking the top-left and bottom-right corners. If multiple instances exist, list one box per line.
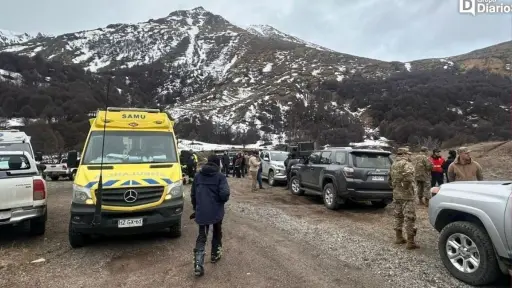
left=0, top=6, right=511, bottom=146
left=0, top=29, right=37, bottom=48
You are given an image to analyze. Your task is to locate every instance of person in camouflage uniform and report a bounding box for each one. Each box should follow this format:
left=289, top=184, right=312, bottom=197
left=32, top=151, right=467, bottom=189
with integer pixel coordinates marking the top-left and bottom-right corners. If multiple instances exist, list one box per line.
left=412, top=146, right=433, bottom=207
left=388, top=147, right=420, bottom=250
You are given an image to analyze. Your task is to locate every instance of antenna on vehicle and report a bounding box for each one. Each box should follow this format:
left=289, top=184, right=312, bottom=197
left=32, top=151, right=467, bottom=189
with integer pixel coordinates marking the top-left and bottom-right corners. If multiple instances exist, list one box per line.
left=92, top=77, right=112, bottom=226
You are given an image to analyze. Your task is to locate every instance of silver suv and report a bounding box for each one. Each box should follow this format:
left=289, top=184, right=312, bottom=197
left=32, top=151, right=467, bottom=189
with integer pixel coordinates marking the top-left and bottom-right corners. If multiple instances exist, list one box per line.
left=260, top=150, right=288, bottom=186
left=429, top=181, right=512, bottom=286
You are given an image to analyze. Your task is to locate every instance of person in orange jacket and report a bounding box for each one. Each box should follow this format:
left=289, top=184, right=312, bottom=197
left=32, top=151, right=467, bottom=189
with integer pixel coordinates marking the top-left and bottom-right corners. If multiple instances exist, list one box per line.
left=429, top=148, right=445, bottom=187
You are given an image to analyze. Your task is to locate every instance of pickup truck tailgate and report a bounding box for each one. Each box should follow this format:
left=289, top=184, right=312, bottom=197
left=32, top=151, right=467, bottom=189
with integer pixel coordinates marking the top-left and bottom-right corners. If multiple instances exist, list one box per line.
left=0, top=177, right=33, bottom=210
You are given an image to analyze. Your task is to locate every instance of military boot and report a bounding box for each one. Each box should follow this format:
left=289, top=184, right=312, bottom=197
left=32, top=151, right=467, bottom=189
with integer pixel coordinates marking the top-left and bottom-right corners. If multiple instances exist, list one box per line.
left=193, top=248, right=205, bottom=276
left=395, top=230, right=406, bottom=244
left=406, top=234, right=420, bottom=250
left=211, top=244, right=222, bottom=263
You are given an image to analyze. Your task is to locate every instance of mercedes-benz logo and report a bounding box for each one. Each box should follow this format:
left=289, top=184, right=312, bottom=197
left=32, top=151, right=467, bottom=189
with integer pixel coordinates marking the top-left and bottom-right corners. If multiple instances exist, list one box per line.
left=123, top=189, right=138, bottom=203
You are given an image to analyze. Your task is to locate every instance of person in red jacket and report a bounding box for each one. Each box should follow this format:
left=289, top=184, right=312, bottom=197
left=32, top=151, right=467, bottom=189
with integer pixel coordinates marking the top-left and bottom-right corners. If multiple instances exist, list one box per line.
left=429, top=148, right=445, bottom=187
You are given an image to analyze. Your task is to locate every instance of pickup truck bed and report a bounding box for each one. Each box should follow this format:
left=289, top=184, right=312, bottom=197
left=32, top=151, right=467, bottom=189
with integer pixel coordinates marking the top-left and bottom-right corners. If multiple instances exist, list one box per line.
left=0, top=151, right=47, bottom=236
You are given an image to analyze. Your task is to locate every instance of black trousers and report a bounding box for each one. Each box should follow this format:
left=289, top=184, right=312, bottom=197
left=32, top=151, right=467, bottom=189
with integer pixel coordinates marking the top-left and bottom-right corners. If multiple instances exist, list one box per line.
left=195, top=221, right=222, bottom=251
left=431, top=172, right=444, bottom=187
left=187, top=166, right=195, bottom=179
left=222, top=164, right=229, bottom=176
left=234, top=166, right=241, bottom=178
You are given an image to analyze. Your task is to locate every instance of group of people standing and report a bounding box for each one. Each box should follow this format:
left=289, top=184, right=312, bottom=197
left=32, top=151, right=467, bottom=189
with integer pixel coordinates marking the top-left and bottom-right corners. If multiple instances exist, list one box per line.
left=390, top=146, right=484, bottom=250
left=221, top=151, right=265, bottom=191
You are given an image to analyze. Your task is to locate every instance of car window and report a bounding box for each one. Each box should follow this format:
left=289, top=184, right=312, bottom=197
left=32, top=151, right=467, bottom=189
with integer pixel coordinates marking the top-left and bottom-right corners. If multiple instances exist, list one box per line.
left=334, top=152, right=347, bottom=165
left=351, top=153, right=391, bottom=169
left=320, top=151, right=331, bottom=164
left=270, top=152, right=288, bottom=161
left=0, top=154, right=31, bottom=170
left=263, top=152, right=269, bottom=160
left=309, top=152, right=321, bottom=164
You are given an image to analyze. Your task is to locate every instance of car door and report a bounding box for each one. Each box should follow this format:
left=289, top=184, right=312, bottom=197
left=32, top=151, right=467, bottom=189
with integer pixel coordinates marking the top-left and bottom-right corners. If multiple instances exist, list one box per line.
left=310, top=151, right=332, bottom=189
left=261, top=151, right=270, bottom=178
left=302, top=152, right=321, bottom=188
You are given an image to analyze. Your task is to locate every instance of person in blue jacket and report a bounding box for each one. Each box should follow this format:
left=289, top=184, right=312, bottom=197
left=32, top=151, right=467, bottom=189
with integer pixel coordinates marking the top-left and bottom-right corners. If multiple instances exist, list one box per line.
left=190, top=154, right=230, bottom=277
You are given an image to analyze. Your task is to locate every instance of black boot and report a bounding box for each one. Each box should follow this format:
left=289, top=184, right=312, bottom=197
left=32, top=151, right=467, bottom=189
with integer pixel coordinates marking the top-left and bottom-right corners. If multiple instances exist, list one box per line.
left=193, top=248, right=205, bottom=276
left=211, top=244, right=222, bottom=263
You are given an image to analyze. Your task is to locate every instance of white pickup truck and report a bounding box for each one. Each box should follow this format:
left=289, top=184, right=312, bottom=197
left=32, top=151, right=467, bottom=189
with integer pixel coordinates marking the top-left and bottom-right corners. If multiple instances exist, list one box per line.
left=44, top=158, right=78, bottom=181
left=0, top=151, right=47, bottom=236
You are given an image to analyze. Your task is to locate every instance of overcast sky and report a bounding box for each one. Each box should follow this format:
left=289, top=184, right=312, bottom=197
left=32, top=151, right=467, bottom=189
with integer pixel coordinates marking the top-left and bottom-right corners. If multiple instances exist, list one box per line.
left=0, top=0, right=510, bottom=61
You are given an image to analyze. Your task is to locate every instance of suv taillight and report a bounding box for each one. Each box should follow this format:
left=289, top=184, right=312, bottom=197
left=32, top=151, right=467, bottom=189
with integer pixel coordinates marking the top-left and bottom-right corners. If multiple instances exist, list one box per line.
left=62, top=165, right=67, bottom=169
left=343, top=167, right=354, bottom=178
left=33, top=179, right=46, bottom=200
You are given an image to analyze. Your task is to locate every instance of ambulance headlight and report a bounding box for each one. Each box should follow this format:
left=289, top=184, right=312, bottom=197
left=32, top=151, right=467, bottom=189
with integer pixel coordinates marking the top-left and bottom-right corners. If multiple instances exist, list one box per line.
left=166, top=182, right=183, bottom=198
left=72, top=184, right=92, bottom=204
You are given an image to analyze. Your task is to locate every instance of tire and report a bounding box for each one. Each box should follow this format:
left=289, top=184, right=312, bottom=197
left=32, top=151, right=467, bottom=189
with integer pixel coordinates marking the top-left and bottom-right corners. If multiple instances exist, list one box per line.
left=68, top=221, right=87, bottom=248
left=51, top=176, right=59, bottom=181
left=69, top=170, right=77, bottom=181
left=289, top=176, right=304, bottom=196
left=322, top=183, right=340, bottom=210
left=29, top=215, right=46, bottom=236
left=168, top=220, right=182, bottom=238
left=268, top=171, right=275, bottom=186
left=370, top=200, right=388, bottom=208
left=438, top=221, right=501, bottom=286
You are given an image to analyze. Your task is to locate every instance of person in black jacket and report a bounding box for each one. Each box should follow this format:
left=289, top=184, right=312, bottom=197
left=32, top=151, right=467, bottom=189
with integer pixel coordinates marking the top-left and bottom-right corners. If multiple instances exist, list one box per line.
left=186, top=154, right=196, bottom=183
left=285, top=153, right=299, bottom=189
left=443, top=150, right=457, bottom=183
left=222, top=151, right=230, bottom=177
left=190, top=154, right=230, bottom=277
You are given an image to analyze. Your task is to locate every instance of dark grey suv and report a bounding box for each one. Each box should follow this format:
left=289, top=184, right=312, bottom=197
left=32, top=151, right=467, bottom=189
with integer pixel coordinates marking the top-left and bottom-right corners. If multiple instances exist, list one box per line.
left=289, top=147, right=393, bottom=210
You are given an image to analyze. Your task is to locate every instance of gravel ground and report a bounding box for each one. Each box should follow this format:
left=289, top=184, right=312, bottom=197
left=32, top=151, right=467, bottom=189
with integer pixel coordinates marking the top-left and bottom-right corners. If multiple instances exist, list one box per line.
left=0, top=178, right=509, bottom=287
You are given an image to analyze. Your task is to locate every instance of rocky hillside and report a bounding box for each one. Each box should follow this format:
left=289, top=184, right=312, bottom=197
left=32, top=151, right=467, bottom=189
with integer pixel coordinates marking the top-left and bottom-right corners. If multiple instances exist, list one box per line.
left=0, top=6, right=510, bottom=151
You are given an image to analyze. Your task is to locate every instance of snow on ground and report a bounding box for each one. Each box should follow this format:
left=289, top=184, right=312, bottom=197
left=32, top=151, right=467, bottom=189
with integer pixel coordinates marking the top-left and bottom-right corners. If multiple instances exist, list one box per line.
left=177, top=139, right=276, bottom=152
left=404, top=63, right=411, bottom=72
left=0, top=69, right=23, bottom=85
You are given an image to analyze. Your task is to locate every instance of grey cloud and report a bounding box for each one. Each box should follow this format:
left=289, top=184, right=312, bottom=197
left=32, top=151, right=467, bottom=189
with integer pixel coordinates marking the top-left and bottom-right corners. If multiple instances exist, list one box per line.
left=0, top=0, right=510, bottom=61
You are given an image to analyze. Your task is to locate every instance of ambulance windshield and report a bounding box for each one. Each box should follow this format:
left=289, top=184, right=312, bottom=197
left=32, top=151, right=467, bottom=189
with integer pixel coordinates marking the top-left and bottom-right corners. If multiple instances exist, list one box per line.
left=82, top=131, right=178, bottom=165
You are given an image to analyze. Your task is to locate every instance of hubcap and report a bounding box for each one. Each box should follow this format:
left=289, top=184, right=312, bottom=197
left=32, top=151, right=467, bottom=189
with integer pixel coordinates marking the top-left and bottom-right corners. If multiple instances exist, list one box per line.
left=291, top=179, right=299, bottom=193
left=324, top=188, right=334, bottom=205
left=446, top=233, right=480, bottom=273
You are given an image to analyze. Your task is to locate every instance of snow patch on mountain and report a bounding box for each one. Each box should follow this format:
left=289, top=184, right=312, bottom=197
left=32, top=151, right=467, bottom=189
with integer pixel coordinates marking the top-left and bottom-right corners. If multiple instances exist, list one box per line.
left=246, top=24, right=333, bottom=52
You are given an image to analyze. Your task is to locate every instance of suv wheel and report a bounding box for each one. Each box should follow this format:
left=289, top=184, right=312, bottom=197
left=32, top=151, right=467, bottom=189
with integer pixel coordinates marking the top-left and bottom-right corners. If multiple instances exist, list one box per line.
left=268, top=171, right=275, bottom=186
left=322, top=183, right=340, bottom=210
left=438, top=221, right=500, bottom=286
left=289, top=176, right=304, bottom=196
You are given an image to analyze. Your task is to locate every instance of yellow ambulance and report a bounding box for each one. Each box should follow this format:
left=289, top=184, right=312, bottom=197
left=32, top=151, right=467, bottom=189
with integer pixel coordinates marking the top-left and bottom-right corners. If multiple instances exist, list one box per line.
left=67, top=107, right=183, bottom=248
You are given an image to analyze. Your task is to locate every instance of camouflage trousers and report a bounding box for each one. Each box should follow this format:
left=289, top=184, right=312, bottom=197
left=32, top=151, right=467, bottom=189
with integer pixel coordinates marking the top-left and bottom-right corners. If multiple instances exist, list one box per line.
left=393, top=199, right=416, bottom=235
left=415, top=180, right=431, bottom=200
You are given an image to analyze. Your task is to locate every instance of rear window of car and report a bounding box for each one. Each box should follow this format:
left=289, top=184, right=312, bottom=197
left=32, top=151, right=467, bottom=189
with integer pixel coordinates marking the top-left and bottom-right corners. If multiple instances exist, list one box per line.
left=351, top=153, right=391, bottom=169
left=0, top=155, right=31, bottom=171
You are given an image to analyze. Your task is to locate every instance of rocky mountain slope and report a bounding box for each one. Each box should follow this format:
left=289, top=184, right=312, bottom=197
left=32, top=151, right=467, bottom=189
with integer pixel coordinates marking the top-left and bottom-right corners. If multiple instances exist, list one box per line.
left=0, top=6, right=510, bottom=148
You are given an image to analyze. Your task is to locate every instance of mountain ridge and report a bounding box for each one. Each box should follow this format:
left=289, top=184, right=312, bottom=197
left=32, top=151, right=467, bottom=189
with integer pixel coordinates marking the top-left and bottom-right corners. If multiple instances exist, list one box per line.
left=0, top=6, right=510, bottom=152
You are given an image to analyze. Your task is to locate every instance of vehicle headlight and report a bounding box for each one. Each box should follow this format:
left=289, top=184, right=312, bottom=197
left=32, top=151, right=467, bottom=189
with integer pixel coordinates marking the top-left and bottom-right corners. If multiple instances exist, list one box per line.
left=72, top=184, right=92, bottom=204
left=166, top=182, right=183, bottom=198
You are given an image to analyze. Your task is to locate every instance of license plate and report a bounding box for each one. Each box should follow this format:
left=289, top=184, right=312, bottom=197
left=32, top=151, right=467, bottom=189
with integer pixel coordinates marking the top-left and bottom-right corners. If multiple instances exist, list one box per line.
left=371, top=176, right=385, bottom=181
left=118, top=218, right=143, bottom=228
left=0, top=210, right=11, bottom=220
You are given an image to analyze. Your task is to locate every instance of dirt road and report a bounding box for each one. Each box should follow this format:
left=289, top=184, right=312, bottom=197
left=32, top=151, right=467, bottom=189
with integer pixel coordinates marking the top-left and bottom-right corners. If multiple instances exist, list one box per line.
left=0, top=178, right=509, bottom=288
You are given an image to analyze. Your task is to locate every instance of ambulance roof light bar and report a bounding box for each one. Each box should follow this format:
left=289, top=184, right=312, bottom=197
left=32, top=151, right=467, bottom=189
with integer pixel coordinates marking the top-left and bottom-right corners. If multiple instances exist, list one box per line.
left=105, top=107, right=161, bottom=113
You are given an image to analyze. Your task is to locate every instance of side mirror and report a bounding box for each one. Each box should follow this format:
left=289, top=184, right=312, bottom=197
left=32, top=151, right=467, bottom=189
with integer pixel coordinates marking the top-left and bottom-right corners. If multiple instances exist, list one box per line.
left=35, top=152, right=43, bottom=162
left=263, top=157, right=269, bottom=161
left=67, top=150, right=78, bottom=168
